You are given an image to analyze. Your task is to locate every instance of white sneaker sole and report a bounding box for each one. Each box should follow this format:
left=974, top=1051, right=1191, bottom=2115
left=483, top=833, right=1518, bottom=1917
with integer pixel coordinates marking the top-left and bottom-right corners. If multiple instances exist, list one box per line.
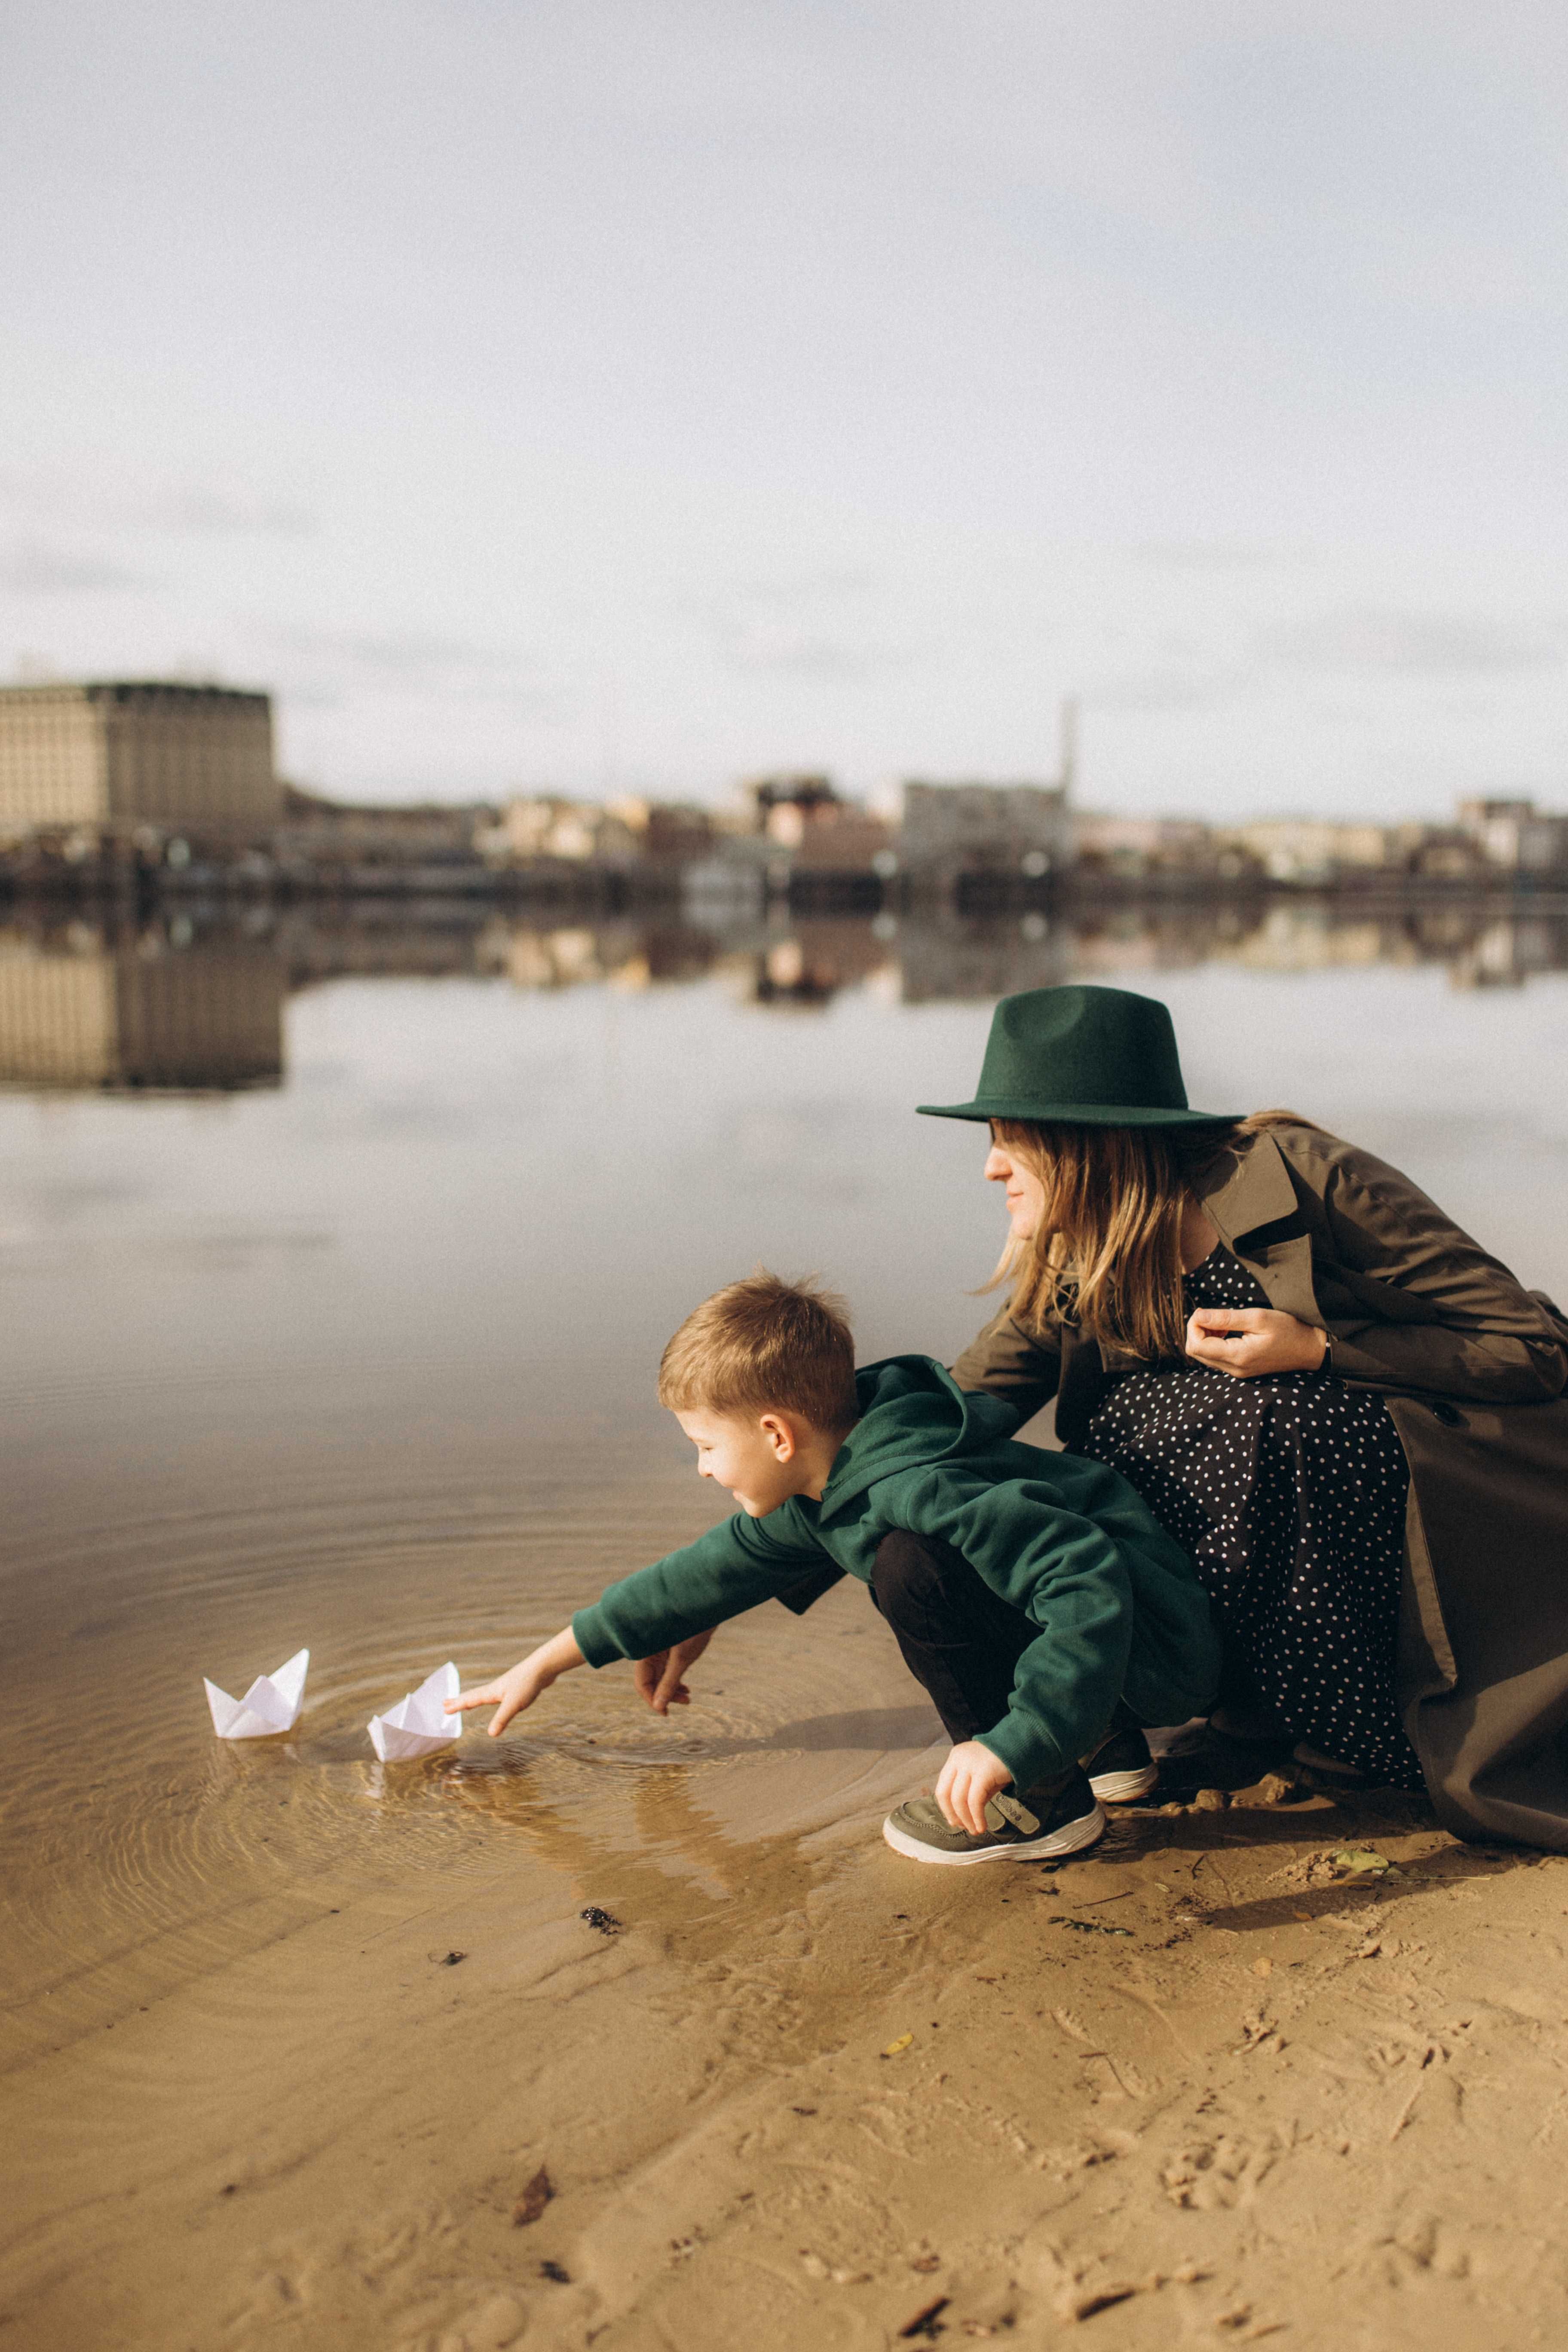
left=881, top=1801, right=1107, bottom=1868
left=1088, top=1764, right=1160, bottom=1804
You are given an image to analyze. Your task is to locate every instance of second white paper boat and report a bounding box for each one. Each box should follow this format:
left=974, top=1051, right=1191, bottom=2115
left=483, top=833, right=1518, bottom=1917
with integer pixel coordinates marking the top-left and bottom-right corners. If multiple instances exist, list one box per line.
left=368, top=1661, right=462, bottom=1761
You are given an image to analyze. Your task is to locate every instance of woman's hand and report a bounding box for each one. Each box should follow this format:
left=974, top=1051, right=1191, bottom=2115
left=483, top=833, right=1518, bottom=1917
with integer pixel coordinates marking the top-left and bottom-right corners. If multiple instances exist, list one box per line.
left=445, top=1627, right=585, bottom=1737
left=1185, top=1307, right=1328, bottom=1379
left=633, top=1629, right=716, bottom=1714
left=936, top=1739, right=1014, bottom=1835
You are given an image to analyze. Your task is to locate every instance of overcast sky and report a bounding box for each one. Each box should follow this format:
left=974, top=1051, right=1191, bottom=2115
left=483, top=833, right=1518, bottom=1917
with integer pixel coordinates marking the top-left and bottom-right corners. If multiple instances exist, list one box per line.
left=2, top=1, right=1565, bottom=813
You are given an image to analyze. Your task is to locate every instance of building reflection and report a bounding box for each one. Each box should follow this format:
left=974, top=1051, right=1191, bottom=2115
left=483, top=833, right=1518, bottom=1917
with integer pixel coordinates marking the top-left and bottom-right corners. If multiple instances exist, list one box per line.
left=0, top=915, right=283, bottom=1091
left=1, top=893, right=1565, bottom=1094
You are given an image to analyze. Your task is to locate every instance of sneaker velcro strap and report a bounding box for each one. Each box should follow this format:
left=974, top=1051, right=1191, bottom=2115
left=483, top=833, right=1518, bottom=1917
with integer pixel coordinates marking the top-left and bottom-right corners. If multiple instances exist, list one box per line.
left=988, top=1792, right=1041, bottom=1835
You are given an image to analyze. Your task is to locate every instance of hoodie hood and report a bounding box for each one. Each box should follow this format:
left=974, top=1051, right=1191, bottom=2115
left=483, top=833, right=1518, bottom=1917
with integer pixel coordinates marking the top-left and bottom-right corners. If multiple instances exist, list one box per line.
left=818, top=1355, right=1020, bottom=1520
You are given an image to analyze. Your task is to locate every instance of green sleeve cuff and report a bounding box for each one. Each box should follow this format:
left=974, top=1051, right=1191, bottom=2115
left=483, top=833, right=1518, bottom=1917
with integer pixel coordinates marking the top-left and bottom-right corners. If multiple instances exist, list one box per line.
left=975, top=1712, right=1068, bottom=1794
left=572, top=1605, right=624, bottom=1669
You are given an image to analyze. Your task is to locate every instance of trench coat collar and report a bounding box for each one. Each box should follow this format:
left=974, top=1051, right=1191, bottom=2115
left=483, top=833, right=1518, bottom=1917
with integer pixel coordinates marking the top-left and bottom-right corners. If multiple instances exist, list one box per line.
left=1194, top=1129, right=1323, bottom=1326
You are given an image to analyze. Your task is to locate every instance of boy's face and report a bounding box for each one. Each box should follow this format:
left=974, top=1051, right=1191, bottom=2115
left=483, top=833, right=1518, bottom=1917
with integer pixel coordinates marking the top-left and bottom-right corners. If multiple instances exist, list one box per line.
left=674, top=1406, right=810, bottom=1518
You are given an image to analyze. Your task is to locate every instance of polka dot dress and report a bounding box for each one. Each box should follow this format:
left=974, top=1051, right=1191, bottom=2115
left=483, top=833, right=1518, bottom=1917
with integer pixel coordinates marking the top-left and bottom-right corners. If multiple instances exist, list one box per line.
left=1081, top=1246, right=1423, bottom=1790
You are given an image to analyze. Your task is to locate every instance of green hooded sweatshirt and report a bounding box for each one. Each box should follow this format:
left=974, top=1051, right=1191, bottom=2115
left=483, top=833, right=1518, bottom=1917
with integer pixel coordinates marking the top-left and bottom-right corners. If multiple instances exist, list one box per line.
left=573, top=1355, right=1219, bottom=1791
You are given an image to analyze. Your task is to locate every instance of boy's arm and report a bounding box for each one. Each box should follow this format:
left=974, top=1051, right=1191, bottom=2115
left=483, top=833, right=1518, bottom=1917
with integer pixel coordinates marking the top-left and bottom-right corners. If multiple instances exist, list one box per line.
left=449, top=1508, right=829, bottom=1737
left=572, top=1506, right=829, bottom=1668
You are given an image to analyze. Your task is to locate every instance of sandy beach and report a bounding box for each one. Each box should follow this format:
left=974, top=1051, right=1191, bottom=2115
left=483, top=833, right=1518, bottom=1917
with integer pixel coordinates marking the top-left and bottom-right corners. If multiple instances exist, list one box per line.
left=6, top=1706, right=1566, bottom=2352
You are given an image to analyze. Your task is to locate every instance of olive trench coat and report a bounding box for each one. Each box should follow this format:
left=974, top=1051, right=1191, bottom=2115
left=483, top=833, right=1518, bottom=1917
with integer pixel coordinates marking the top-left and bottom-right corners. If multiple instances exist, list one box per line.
left=949, top=1121, right=1568, bottom=1852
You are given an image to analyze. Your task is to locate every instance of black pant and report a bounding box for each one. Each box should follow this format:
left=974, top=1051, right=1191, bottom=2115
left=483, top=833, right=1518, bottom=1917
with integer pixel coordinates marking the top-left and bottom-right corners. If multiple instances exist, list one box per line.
left=871, top=1528, right=1049, bottom=1747
left=870, top=1530, right=1135, bottom=1779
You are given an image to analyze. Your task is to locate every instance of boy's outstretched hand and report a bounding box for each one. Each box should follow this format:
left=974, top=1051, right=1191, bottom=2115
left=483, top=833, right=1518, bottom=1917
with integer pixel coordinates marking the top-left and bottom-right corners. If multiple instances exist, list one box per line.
left=936, top=1739, right=1014, bottom=1836
left=633, top=1629, right=716, bottom=1714
left=445, top=1627, right=585, bottom=1737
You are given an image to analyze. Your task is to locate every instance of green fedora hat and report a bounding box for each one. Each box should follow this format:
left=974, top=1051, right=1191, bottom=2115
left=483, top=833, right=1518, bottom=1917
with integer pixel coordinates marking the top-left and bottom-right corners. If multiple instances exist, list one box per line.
left=917, top=985, right=1237, bottom=1130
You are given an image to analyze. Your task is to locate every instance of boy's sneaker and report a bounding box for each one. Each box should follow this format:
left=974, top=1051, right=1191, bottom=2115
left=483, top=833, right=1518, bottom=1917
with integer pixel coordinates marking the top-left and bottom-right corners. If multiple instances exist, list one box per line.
left=882, top=1770, right=1105, bottom=1868
left=1081, top=1721, right=1159, bottom=1804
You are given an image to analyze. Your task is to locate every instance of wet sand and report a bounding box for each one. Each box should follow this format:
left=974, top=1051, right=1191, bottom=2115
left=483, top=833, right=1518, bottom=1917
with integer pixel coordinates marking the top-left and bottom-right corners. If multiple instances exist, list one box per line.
left=7, top=1724, right=1568, bottom=2350
left=4, top=955, right=1568, bottom=2346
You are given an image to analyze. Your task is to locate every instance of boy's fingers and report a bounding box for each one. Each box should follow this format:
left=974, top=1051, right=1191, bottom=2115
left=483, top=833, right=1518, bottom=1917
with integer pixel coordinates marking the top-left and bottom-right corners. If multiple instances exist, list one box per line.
left=445, top=1687, right=496, bottom=1713
left=654, top=1660, right=686, bottom=1709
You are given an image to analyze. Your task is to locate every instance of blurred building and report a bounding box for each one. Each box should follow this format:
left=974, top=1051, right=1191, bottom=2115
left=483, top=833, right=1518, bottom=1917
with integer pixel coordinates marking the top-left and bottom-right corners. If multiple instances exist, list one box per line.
left=474, top=794, right=716, bottom=870
left=276, top=788, right=496, bottom=871
left=745, top=775, right=893, bottom=870
left=1072, top=812, right=1242, bottom=884
left=608, top=798, right=716, bottom=863
left=475, top=796, right=639, bottom=867
left=1457, top=799, right=1568, bottom=878
left=896, top=781, right=1070, bottom=889
left=0, top=682, right=278, bottom=842
left=1228, top=819, right=1402, bottom=886
left=0, top=926, right=283, bottom=1090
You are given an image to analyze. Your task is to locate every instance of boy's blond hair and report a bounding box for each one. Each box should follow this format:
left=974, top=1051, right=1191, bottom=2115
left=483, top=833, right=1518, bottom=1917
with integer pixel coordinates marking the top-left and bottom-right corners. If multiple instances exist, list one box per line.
left=657, top=1271, right=858, bottom=1435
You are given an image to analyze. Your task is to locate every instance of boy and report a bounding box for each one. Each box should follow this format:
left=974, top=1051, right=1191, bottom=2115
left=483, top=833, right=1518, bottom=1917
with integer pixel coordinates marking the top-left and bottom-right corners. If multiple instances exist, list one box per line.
left=449, top=1274, right=1219, bottom=1865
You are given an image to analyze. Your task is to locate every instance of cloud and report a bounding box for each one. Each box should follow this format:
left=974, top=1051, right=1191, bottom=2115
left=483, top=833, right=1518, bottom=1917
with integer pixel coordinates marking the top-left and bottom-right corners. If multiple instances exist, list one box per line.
left=0, top=470, right=316, bottom=539
left=1086, top=666, right=1252, bottom=716
left=1262, top=609, right=1562, bottom=677
left=268, top=625, right=512, bottom=677
left=1130, top=539, right=1298, bottom=572
left=133, top=489, right=316, bottom=536
left=701, top=576, right=924, bottom=682
left=261, top=622, right=570, bottom=717
left=0, top=536, right=143, bottom=593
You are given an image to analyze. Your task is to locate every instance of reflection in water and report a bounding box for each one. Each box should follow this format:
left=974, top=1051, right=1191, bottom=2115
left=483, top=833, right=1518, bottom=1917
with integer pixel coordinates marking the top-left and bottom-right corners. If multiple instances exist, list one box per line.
left=3, top=893, right=1565, bottom=1092
left=0, top=917, right=283, bottom=1091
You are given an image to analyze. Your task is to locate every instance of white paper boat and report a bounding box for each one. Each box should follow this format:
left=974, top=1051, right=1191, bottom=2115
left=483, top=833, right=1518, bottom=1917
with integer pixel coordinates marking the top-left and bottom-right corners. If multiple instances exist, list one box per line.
left=204, top=1647, right=309, bottom=1739
left=368, top=1661, right=461, bottom=1762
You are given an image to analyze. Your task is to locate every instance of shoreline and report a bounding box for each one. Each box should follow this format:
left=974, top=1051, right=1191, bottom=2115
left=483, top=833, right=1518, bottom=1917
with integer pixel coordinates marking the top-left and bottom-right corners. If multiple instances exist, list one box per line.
left=5, top=1743, right=1565, bottom=2350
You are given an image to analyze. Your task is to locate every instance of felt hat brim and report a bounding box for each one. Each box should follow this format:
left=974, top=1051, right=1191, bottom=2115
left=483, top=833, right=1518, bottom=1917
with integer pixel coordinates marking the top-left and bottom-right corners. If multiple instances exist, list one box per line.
left=916, top=1097, right=1240, bottom=1128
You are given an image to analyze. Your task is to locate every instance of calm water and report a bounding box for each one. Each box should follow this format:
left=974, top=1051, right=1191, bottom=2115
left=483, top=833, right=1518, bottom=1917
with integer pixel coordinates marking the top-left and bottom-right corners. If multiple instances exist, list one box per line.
left=3, top=898, right=1567, bottom=2057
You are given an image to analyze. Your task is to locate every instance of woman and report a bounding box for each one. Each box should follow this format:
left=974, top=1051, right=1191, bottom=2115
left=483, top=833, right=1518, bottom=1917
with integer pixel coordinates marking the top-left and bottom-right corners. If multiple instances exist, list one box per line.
left=922, top=982, right=1568, bottom=1849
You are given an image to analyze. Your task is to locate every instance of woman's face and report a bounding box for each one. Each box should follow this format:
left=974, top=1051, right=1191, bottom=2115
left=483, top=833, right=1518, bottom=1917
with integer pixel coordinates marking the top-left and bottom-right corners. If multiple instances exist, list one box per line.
left=984, top=1130, right=1047, bottom=1240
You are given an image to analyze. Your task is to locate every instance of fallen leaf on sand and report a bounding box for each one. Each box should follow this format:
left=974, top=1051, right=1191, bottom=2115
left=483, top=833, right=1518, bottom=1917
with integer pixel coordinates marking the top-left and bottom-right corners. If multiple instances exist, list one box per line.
left=882, top=2032, right=915, bottom=2058
left=1252, top=1958, right=1273, bottom=1978
left=513, top=2166, right=552, bottom=2226
left=1332, top=1849, right=1390, bottom=1875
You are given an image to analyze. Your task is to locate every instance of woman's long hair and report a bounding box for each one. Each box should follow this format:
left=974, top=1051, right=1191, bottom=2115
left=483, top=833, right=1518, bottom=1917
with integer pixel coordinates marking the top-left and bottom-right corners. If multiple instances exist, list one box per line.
left=988, top=1111, right=1313, bottom=1362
